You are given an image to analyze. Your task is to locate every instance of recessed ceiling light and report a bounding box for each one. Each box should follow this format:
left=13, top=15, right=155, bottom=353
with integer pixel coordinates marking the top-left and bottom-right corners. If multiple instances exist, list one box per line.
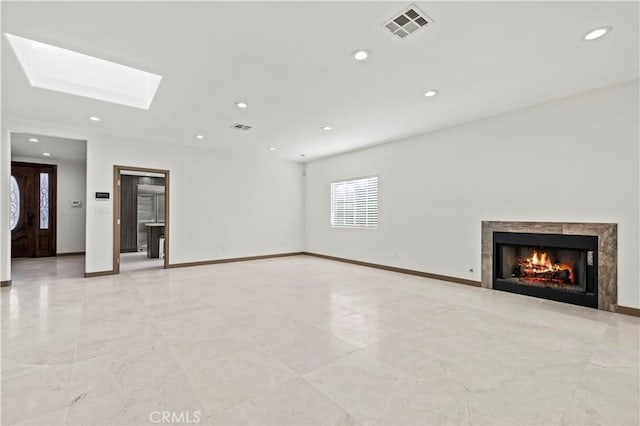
left=28, top=138, right=39, bottom=142
left=424, top=90, right=439, bottom=97
left=269, top=147, right=276, bottom=151
left=88, top=116, right=101, bottom=122
left=5, top=33, right=162, bottom=109
left=42, top=152, right=51, bottom=156
left=322, top=126, right=333, bottom=131
left=584, top=26, right=612, bottom=41
left=195, top=134, right=204, bottom=140
left=236, top=102, right=248, bottom=109
left=352, top=49, right=370, bottom=61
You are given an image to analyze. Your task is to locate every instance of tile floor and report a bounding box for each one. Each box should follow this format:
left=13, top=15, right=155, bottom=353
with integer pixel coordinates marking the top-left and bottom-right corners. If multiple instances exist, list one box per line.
left=120, top=251, right=165, bottom=272
left=2, top=255, right=638, bottom=425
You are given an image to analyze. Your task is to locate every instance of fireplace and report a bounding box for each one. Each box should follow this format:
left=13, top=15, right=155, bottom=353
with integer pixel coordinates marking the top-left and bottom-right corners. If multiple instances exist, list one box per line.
left=493, top=232, right=598, bottom=308
left=482, top=222, right=617, bottom=311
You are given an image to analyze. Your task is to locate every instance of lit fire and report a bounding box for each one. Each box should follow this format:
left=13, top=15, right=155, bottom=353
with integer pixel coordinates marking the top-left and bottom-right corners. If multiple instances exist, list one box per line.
left=518, top=250, right=574, bottom=284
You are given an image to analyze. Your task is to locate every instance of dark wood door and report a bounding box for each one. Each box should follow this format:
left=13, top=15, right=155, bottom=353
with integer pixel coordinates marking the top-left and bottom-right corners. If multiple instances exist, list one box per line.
left=10, top=162, right=56, bottom=258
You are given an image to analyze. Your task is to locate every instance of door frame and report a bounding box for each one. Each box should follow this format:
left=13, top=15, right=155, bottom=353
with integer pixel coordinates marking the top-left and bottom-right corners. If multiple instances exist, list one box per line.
left=113, top=165, right=170, bottom=273
left=11, top=161, right=57, bottom=257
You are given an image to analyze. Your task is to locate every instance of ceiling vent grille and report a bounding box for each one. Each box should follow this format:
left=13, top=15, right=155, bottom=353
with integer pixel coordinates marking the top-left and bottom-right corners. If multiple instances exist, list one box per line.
left=383, top=4, right=432, bottom=39
left=231, top=123, right=252, bottom=131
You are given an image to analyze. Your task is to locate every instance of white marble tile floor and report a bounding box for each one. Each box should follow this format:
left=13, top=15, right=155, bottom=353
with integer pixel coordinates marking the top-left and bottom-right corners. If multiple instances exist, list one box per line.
left=2, top=255, right=638, bottom=425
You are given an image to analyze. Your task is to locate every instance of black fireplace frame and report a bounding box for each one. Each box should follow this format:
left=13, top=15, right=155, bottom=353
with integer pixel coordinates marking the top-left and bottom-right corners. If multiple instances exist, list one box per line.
left=493, top=232, right=598, bottom=308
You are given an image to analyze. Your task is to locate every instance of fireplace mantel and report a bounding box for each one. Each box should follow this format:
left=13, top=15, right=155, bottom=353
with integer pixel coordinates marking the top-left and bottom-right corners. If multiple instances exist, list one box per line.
left=481, top=221, right=617, bottom=311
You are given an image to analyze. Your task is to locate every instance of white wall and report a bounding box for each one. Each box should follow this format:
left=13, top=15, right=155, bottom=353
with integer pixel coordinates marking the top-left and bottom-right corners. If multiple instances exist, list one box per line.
left=11, top=155, right=86, bottom=254
left=0, top=119, right=304, bottom=276
left=305, top=80, right=640, bottom=308
left=84, top=136, right=304, bottom=272
left=1, top=124, right=11, bottom=282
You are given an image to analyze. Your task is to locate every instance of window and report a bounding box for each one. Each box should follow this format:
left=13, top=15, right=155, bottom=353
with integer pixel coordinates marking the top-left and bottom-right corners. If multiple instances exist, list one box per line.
left=40, top=172, right=49, bottom=229
left=331, top=176, right=378, bottom=228
left=10, top=176, right=20, bottom=231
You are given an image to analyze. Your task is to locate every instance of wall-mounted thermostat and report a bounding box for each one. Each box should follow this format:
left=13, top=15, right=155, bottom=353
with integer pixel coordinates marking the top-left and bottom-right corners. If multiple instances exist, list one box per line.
left=95, top=192, right=110, bottom=200
left=71, top=201, right=82, bottom=208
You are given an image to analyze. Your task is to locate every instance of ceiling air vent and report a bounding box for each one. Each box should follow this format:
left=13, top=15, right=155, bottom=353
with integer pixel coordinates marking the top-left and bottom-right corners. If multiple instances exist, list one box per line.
left=231, top=123, right=252, bottom=131
left=383, top=4, right=432, bottom=39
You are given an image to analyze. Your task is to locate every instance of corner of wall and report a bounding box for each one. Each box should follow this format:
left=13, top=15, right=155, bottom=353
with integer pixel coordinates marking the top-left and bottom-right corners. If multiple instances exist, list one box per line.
left=301, top=162, right=308, bottom=251
left=0, top=126, right=11, bottom=281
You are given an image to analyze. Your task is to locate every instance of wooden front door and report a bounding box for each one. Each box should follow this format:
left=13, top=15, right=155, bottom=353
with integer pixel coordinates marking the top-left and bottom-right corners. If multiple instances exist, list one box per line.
left=10, top=162, right=56, bottom=258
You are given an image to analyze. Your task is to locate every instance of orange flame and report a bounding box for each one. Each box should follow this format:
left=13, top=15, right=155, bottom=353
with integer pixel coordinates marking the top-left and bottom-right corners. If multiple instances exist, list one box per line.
left=520, top=250, right=574, bottom=283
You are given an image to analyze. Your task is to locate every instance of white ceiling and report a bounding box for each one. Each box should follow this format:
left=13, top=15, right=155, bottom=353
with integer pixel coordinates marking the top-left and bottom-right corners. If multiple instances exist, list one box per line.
left=11, top=132, right=87, bottom=162
left=2, top=2, right=638, bottom=162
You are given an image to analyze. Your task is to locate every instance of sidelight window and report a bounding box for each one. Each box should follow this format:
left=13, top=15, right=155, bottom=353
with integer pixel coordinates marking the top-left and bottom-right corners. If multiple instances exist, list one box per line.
left=40, top=172, right=49, bottom=229
left=10, top=176, right=19, bottom=231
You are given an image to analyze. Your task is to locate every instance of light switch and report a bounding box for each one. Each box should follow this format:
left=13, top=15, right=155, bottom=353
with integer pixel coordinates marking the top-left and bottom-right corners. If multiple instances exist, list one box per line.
left=71, top=201, right=82, bottom=208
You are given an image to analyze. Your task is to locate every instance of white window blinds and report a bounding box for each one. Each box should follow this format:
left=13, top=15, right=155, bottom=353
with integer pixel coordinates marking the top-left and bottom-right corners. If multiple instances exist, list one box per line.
left=331, top=176, right=378, bottom=228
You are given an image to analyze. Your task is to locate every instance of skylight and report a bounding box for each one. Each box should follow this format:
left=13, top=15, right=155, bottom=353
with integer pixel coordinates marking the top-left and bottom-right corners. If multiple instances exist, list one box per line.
left=5, top=33, right=162, bottom=110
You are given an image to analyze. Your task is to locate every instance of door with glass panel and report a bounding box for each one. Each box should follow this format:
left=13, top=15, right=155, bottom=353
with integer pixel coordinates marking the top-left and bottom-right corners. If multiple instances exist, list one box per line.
left=10, top=162, right=56, bottom=258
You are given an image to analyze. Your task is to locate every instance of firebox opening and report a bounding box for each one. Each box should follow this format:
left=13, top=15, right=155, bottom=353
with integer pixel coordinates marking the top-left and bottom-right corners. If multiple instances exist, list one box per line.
left=497, top=245, right=587, bottom=293
left=492, top=232, right=598, bottom=308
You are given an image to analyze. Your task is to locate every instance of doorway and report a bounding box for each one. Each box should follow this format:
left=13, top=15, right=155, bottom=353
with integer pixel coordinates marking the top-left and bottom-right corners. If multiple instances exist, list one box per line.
left=9, top=132, right=87, bottom=283
left=113, top=165, right=170, bottom=273
left=10, top=162, right=57, bottom=258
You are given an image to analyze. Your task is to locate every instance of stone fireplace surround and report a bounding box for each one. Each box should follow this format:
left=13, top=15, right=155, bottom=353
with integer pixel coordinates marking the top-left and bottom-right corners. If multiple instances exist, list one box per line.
left=481, top=221, right=617, bottom=312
